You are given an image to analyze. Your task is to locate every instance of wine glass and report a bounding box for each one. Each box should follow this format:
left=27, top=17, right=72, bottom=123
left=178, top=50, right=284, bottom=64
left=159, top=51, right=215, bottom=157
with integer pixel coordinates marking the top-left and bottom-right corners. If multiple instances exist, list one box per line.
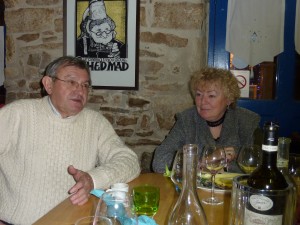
left=75, top=216, right=113, bottom=225
left=289, top=153, right=300, bottom=224
left=202, top=145, right=227, bottom=205
left=97, top=190, right=138, bottom=225
left=171, top=149, right=204, bottom=192
left=170, top=150, right=184, bottom=192
left=237, top=145, right=261, bottom=174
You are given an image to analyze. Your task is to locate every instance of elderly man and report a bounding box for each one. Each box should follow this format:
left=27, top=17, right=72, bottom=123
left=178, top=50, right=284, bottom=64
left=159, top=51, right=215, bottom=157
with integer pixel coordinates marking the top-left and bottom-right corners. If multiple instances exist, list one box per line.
left=0, top=56, right=140, bottom=225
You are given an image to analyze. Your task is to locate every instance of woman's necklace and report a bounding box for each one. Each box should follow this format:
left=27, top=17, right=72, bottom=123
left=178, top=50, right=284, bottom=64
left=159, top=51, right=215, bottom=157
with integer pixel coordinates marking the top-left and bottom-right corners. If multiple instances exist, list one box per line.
left=206, top=110, right=227, bottom=127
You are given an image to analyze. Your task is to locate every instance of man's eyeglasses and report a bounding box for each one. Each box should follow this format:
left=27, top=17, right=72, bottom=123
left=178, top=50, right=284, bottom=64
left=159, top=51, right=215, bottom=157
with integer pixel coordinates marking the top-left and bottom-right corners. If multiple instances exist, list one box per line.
left=53, top=77, right=92, bottom=91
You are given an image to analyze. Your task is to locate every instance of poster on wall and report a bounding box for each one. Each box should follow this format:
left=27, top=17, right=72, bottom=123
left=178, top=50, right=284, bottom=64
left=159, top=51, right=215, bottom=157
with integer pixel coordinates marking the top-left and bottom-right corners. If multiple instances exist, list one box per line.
left=63, top=0, right=139, bottom=90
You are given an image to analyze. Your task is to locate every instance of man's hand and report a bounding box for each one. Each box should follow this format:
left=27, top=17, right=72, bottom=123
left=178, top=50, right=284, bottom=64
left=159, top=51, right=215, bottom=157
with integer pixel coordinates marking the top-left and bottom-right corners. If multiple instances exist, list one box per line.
left=67, top=165, right=94, bottom=205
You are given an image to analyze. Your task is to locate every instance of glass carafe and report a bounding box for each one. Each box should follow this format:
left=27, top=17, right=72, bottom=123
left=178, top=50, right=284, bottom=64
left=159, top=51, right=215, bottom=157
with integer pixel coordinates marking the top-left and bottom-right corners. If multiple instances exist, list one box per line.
left=168, top=144, right=208, bottom=225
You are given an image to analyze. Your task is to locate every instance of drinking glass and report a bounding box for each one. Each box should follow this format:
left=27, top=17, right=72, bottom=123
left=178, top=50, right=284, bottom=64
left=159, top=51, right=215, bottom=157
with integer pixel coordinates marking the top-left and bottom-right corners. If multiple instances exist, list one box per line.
left=237, top=145, right=261, bottom=174
left=289, top=153, right=300, bottom=176
left=132, top=185, right=160, bottom=217
left=171, top=149, right=204, bottom=192
left=289, top=153, right=300, bottom=225
left=202, top=145, right=227, bottom=205
left=98, top=190, right=138, bottom=225
left=170, top=150, right=183, bottom=191
left=75, top=216, right=113, bottom=225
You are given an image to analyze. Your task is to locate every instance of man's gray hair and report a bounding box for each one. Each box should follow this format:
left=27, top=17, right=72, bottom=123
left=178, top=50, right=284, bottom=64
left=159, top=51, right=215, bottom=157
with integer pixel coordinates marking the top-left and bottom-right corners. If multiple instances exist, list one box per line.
left=44, top=56, right=91, bottom=81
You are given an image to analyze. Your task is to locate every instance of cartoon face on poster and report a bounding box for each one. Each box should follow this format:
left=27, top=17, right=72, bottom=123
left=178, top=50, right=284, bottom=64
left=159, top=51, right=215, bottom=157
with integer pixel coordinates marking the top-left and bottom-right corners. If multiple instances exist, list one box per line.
left=76, top=0, right=127, bottom=59
left=64, top=0, right=138, bottom=89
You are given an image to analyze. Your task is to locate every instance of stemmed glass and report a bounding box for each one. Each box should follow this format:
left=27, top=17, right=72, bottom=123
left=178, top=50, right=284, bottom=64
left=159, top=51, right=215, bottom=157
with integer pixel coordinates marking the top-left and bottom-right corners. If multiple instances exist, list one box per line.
left=237, top=145, right=261, bottom=174
left=289, top=153, right=300, bottom=224
left=201, top=145, right=227, bottom=205
left=97, top=190, right=138, bottom=225
left=75, top=216, right=113, bottom=225
left=170, top=150, right=184, bottom=192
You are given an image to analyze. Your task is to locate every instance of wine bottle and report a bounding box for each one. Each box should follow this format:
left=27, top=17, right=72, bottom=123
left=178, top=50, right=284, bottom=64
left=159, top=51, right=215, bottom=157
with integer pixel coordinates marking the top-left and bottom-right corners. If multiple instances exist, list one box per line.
left=168, top=144, right=208, bottom=225
left=245, top=122, right=288, bottom=225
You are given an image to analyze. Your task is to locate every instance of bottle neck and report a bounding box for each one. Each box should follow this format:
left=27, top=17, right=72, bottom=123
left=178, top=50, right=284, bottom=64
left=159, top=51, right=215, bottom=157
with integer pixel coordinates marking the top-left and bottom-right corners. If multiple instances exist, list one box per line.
left=182, top=150, right=198, bottom=192
left=261, top=123, right=279, bottom=168
left=261, top=150, right=278, bottom=168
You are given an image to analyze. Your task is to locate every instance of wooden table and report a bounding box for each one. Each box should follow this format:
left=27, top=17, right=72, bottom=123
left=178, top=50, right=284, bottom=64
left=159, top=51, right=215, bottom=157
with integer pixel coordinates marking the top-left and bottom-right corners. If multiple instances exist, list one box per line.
left=33, top=173, right=231, bottom=225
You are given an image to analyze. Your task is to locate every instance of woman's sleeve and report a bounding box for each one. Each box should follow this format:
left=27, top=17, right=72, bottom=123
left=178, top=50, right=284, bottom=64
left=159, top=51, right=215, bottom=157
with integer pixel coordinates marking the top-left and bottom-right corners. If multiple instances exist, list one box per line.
left=239, top=109, right=261, bottom=146
left=152, top=113, right=186, bottom=173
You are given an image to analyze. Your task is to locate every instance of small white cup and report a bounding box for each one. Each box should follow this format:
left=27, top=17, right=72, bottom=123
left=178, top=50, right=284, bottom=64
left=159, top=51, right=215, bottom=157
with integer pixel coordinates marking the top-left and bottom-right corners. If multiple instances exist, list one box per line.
left=106, top=183, right=129, bottom=192
left=106, top=183, right=129, bottom=201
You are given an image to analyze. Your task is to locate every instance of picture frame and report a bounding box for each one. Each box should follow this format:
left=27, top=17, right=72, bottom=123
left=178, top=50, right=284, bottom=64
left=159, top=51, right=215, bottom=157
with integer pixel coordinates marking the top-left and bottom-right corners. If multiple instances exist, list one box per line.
left=63, top=0, right=139, bottom=90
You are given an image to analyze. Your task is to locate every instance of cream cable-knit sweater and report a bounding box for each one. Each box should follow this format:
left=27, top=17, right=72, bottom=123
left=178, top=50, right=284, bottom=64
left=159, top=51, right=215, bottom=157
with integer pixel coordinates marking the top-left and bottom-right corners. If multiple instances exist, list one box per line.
left=0, top=97, right=140, bottom=225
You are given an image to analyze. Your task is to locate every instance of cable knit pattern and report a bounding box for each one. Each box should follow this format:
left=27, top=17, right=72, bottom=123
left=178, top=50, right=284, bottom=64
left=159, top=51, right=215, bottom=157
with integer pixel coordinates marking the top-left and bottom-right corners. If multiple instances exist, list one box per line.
left=0, top=97, right=140, bottom=225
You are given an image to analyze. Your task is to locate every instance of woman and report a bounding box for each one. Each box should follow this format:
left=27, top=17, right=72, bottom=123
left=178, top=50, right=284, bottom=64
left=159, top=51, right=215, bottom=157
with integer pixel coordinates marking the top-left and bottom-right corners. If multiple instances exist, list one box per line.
left=152, top=67, right=261, bottom=173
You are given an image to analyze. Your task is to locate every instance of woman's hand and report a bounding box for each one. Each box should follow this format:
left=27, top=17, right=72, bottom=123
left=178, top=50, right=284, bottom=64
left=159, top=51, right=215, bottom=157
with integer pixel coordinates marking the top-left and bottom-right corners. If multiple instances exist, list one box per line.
left=224, top=147, right=236, bottom=162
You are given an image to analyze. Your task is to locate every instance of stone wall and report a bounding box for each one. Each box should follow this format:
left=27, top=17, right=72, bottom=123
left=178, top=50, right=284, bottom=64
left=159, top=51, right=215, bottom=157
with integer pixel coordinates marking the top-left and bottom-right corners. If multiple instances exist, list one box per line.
left=3, top=0, right=208, bottom=168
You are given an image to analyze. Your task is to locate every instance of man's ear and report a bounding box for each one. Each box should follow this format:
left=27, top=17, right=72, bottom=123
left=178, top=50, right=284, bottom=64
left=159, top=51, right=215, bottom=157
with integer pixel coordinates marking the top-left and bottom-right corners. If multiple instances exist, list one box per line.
left=42, top=76, right=54, bottom=95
